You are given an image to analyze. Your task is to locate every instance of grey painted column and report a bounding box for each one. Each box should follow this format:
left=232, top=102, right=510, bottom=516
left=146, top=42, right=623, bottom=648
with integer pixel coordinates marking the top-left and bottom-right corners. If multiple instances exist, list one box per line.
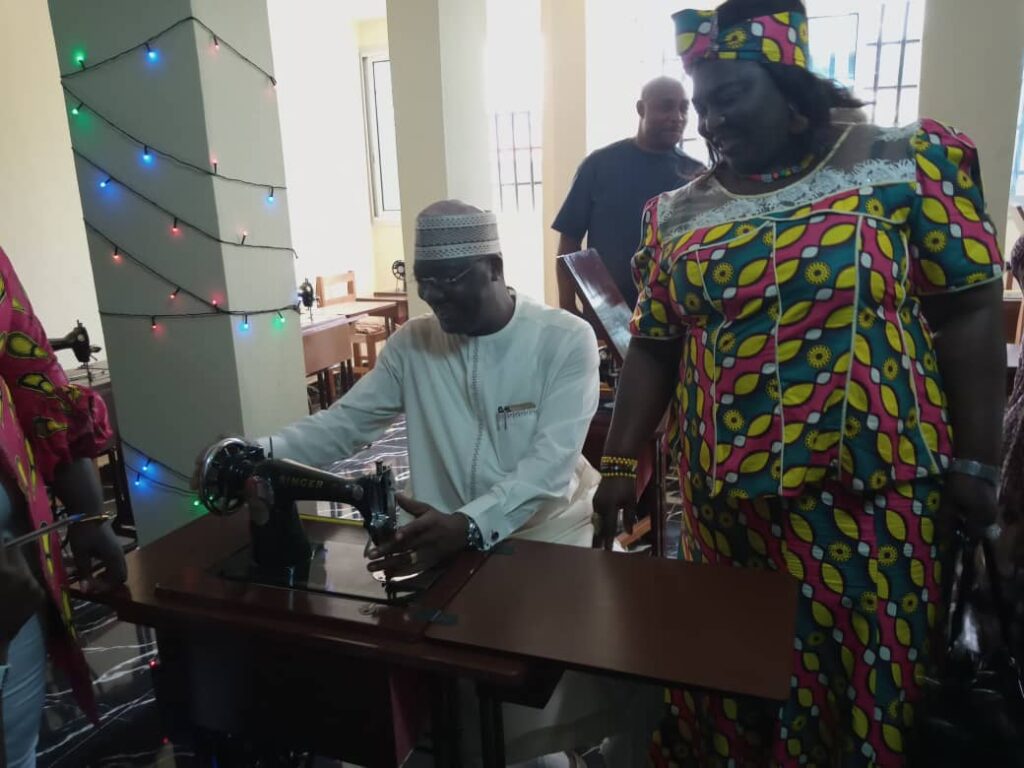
left=49, top=0, right=307, bottom=543
left=385, top=0, right=492, bottom=317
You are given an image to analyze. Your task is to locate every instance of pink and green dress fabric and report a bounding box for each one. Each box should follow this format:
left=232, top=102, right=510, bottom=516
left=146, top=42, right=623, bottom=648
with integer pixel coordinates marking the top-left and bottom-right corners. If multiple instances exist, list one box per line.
left=632, top=121, right=1004, bottom=766
left=0, top=247, right=113, bottom=722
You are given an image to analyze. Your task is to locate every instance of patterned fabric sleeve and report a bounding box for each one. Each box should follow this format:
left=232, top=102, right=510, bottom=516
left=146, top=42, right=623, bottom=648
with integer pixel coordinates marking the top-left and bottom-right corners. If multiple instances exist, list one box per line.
left=0, top=248, right=112, bottom=482
left=629, top=196, right=684, bottom=339
left=907, top=118, right=1004, bottom=294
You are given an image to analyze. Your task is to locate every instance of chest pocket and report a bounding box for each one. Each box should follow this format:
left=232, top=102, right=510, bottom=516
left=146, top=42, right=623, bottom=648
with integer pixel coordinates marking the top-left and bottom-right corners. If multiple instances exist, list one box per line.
left=496, top=403, right=538, bottom=432
left=493, top=402, right=539, bottom=472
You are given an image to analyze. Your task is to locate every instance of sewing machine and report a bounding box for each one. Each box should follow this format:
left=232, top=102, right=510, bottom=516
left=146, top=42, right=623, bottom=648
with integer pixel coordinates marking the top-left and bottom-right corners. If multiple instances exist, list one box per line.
left=196, top=438, right=431, bottom=602
left=49, top=320, right=98, bottom=363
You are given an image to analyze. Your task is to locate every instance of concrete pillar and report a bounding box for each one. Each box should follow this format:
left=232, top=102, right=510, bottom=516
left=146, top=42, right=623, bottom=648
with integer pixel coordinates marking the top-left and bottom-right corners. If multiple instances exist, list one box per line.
left=918, top=0, right=1024, bottom=245
left=540, top=0, right=588, bottom=306
left=386, top=0, right=492, bottom=316
left=49, top=0, right=307, bottom=543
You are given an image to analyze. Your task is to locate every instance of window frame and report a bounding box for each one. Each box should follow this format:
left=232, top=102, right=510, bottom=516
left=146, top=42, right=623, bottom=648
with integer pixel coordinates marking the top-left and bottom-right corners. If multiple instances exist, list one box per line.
left=1012, top=83, right=1024, bottom=206
left=361, top=50, right=401, bottom=220
left=491, top=110, right=542, bottom=213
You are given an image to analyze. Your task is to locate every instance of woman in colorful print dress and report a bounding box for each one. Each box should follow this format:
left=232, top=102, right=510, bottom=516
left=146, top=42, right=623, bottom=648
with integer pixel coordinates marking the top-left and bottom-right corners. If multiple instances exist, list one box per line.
left=593, top=0, right=1007, bottom=765
left=0, top=246, right=126, bottom=767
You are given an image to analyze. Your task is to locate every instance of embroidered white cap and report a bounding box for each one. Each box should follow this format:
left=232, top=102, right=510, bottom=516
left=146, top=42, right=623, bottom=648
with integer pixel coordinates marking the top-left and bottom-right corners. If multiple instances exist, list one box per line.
left=414, top=201, right=501, bottom=262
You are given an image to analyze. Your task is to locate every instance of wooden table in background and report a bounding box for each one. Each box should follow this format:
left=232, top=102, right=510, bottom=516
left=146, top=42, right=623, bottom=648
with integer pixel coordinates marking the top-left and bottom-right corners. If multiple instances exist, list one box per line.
left=315, top=299, right=401, bottom=335
left=373, top=291, right=409, bottom=326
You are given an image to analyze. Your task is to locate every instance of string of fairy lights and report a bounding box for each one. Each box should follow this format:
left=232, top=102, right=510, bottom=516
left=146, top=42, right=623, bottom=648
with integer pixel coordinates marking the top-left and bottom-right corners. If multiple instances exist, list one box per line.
left=64, top=16, right=297, bottom=501
left=65, top=14, right=297, bottom=336
left=64, top=84, right=285, bottom=192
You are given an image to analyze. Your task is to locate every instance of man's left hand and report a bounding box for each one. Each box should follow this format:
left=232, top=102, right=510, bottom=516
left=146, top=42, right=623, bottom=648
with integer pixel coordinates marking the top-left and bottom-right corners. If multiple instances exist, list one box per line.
left=68, top=519, right=127, bottom=594
left=366, top=494, right=468, bottom=578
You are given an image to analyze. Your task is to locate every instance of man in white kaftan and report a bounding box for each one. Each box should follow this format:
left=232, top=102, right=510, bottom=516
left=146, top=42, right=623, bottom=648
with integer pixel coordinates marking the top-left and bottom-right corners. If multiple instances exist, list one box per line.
left=262, top=286, right=599, bottom=550
left=251, top=201, right=660, bottom=766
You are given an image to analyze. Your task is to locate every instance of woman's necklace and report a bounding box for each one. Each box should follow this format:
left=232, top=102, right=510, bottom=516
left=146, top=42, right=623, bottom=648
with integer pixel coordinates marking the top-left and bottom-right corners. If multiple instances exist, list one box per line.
left=745, top=153, right=817, bottom=183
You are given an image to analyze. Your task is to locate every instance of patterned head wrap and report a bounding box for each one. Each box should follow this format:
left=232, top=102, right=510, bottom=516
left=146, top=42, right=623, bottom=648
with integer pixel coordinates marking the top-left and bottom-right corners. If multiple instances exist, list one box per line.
left=414, top=204, right=501, bottom=262
left=673, top=7, right=810, bottom=73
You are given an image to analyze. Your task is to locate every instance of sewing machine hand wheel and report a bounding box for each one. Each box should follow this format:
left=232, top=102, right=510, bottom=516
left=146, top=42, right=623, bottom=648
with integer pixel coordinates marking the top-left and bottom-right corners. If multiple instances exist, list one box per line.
left=198, top=437, right=264, bottom=516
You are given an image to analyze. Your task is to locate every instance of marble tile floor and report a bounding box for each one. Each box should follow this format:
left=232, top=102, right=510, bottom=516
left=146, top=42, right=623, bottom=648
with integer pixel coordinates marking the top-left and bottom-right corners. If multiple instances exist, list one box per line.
left=34, top=418, right=682, bottom=767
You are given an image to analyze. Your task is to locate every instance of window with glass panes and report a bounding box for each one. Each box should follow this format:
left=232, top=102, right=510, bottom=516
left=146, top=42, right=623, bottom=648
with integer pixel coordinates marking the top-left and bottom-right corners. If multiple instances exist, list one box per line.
left=807, top=0, right=925, bottom=127
left=491, top=111, right=542, bottom=213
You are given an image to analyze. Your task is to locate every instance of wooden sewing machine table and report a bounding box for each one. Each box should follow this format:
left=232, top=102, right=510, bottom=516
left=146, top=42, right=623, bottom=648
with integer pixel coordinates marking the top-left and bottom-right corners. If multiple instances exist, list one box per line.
left=75, top=513, right=798, bottom=767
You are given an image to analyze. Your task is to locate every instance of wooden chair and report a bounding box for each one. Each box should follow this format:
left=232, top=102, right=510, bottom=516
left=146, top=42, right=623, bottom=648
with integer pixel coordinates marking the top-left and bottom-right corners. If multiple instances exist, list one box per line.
left=556, top=250, right=633, bottom=364
left=315, top=272, right=390, bottom=375
left=302, top=317, right=356, bottom=413
left=557, top=250, right=668, bottom=555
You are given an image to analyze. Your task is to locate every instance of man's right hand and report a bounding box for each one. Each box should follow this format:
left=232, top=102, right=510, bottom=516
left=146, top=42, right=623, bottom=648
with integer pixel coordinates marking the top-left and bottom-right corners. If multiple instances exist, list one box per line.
left=592, top=476, right=636, bottom=550
left=0, top=543, right=44, bottom=657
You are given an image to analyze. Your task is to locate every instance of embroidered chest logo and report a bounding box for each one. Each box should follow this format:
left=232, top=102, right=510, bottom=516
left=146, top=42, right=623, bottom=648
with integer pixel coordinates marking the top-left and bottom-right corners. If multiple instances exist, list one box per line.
left=497, top=402, right=537, bottom=431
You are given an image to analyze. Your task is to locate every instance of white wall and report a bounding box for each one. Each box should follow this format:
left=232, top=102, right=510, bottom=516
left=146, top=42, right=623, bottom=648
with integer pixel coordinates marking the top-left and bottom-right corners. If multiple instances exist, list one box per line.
left=0, top=0, right=102, bottom=367
left=541, top=0, right=587, bottom=305
left=918, top=0, right=1024, bottom=246
left=267, top=0, right=376, bottom=294
left=386, top=0, right=493, bottom=316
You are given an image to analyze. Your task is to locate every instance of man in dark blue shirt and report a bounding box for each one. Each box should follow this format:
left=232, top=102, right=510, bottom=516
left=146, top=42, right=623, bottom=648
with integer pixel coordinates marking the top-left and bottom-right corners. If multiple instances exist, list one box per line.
left=553, top=77, right=705, bottom=307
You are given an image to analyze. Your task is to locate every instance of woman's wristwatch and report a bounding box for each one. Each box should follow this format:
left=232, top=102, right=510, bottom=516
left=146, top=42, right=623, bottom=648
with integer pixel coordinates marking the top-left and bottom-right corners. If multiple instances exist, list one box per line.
left=948, top=458, right=1001, bottom=488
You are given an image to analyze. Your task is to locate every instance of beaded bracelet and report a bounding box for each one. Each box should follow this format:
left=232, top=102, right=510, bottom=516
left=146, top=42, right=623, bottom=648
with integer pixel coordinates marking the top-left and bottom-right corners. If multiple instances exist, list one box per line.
left=600, top=455, right=638, bottom=470
left=600, top=455, right=638, bottom=479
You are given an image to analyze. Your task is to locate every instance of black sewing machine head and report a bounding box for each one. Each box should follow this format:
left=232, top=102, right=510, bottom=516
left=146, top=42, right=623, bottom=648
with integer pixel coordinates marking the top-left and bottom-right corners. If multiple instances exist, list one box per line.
left=49, top=321, right=100, bottom=365
left=197, top=438, right=398, bottom=579
left=298, top=279, right=315, bottom=309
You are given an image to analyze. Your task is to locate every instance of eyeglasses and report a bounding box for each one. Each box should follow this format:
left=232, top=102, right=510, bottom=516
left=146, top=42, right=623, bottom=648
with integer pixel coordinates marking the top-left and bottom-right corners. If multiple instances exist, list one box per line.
left=413, top=264, right=476, bottom=290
